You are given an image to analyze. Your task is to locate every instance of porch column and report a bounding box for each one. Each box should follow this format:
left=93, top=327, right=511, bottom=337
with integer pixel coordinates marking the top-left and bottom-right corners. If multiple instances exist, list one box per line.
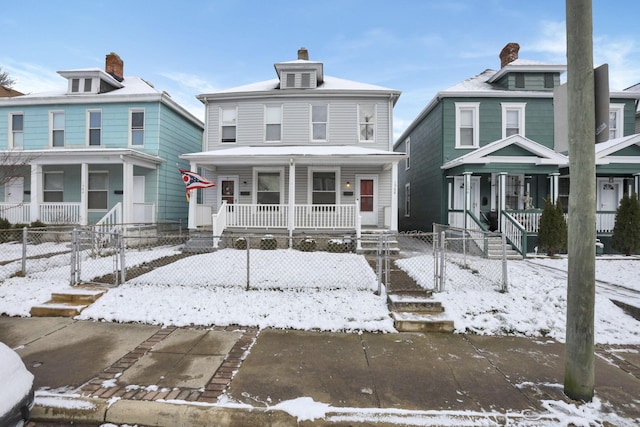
left=634, top=173, right=640, bottom=195
left=29, top=164, right=41, bottom=223
left=390, top=162, right=399, bottom=231
left=288, top=158, right=296, bottom=239
left=122, top=161, right=134, bottom=225
left=187, top=163, right=197, bottom=229
left=80, top=163, right=88, bottom=226
left=549, top=172, right=560, bottom=205
left=463, top=172, right=472, bottom=229
left=498, top=172, right=507, bottom=231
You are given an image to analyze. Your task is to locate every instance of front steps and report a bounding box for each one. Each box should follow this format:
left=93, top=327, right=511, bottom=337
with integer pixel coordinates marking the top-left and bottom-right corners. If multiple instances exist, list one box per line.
left=487, top=236, right=522, bottom=260
left=30, top=288, right=105, bottom=317
left=387, top=290, right=454, bottom=333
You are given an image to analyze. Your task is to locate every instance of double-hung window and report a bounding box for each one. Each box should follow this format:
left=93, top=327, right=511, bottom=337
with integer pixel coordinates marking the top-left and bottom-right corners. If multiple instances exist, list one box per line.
left=51, top=111, right=65, bottom=147
left=43, top=172, right=63, bottom=202
left=265, top=105, right=281, bottom=142
left=311, top=171, right=336, bottom=205
left=311, top=105, right=327, bottom=141
left=358, top=104, right=375, bottom=142
left=10, top=113, right=24, bottom=149
left=256, top=170, right=281, bottom=204
left=88, top=172, right=108, bottom=210
left=221, top=107, right=237, bottom=143
left=88, top=110, right=102, bottom=146
left=130, top=109, right=144, bottom=146
left=501, top=103, right=526, bottom=138
left=609, top=104, right=625, bottom=139
left=455, top=102, right=479, bottom=148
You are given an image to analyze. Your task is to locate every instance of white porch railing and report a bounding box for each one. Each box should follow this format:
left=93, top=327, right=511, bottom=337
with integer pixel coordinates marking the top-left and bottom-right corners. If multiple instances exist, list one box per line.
left=294, top=204, right=356, bottom=229
left=506, top=210, right=616, bottom=234
left=39, top=203, right=81, bottom=224
left=0, top=203, right=30, bottom=224
left=226, top=204, right=289, bottom=228
left=211, top=201, right=228, bottom=248
left=596, top=211, right=616, bottom=233
left=95, top=202, right=122, bottom=234
left=502, top=211, right=525, bottom=255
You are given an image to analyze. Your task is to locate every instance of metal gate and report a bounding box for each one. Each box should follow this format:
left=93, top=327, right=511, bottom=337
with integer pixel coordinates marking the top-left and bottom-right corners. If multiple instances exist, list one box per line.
left=70, top=228, right=125, bottom=286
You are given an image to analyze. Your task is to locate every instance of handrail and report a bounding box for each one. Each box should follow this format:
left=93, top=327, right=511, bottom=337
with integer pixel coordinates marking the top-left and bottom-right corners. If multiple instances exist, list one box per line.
left=211, top=201, right=227, bottom=249
left=502, top=211, right=526, bottom=256
left=95, top=202, right=122, bottom=234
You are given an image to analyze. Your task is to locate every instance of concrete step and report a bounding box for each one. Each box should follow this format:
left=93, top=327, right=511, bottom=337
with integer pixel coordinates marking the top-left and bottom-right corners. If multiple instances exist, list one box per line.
left=391, top=311, right=455, bottom=333
left=30, top=288, right=106, bottom=317
left=388, top=294, right=444, bottom=313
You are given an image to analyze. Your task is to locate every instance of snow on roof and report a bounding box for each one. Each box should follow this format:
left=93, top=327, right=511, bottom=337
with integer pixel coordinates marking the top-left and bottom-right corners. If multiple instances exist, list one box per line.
left=16, top=75, right=158, bottom=99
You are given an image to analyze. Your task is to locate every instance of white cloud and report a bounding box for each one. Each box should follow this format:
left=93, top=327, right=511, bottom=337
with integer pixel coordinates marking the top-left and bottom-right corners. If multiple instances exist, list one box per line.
left=1, top=59, right=61, bottom=94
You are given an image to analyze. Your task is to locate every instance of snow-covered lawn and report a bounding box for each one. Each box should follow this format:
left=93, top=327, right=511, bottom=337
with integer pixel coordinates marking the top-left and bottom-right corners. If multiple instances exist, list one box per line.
left=1, top=244, right=639, bottom=344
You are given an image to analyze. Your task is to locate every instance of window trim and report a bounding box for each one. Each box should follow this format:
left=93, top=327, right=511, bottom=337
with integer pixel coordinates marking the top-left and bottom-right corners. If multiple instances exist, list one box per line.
left=129, top=108, right=145, bottom=147
left=87, top=109, right=102, bottom=146
left=265, top=105, right=282, bottom=142
left=501, top=102, right=527, bottom=138
left=405, top=137, right=411, bottom=170
left=310, top=104, right=328, bottom=142
left=253, top=167, right=285, bottom=205
left=220, top=106, right=237, bottom=143
left=50, top=111, right=65, bottom=148
left=307, top=166, right=340, bottom=205
left=609, top=103, right=625, bottom=139
left=404, top=183, right=411, bottom=217
left=43, top=171, right=64, bottom=202
left=88, top=171, right=109, bottom=211
left=358, top=104, right=376, bottom=142
left=454, top=102, right=480, bottom=149
left=9, top=112, right=24, bottom=150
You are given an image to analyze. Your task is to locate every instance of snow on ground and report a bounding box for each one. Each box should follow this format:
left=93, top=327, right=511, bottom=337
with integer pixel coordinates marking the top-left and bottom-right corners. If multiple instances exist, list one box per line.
left=1, top=244, right=640, bottom=343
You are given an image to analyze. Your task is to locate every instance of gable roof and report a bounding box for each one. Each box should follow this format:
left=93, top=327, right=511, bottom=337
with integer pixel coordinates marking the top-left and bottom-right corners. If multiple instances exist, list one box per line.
left=595, top=134, right=640, bottom=164
left=0, top=85, right=24, bottom=97
left=441, top=134, right=568, bottom=170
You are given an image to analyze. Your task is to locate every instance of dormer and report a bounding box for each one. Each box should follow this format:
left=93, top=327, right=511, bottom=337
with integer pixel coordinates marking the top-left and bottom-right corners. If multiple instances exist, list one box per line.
left=57, top=52, right=125, bottom=95
left=274, top=47, right=324, bottom=90
left=488, top=42, right=566, bottom=91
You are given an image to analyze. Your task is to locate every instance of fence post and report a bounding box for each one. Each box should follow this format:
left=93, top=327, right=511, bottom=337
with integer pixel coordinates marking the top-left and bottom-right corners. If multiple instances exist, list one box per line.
left=376, top=235, right=383, bottom=295
left=246, top=236, right=250, bottom=291
left=439, top=230, right=446, bottom=292
left=21, top=227, right=27, bottom=276
left=501, top=232, right=509, bottom=293
left=70, top=228, right=77, bottom=286
left=384, top=233, right=390, bottom=294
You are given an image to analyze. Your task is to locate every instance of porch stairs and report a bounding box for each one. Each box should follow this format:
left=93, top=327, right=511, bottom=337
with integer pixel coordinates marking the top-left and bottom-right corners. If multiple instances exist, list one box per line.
left=487, top=236, right=522, bottom=260
left=383, top=258, right=454, bottom=333
left=30, top=288, right=105, bottom=317
left=357, top=229, right=400, bottom=255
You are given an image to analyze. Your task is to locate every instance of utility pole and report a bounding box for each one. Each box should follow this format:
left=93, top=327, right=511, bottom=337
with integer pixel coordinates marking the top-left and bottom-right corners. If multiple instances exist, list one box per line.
left=564, top=0, right=596, bottom=401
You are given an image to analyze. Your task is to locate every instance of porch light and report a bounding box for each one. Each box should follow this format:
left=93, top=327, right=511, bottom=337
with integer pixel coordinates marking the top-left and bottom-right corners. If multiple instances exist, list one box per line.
left=346, top=181, right=351, bottom=188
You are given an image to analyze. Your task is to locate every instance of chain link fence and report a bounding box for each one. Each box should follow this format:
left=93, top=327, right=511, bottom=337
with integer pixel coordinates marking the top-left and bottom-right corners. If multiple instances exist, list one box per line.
left=395, top=226, right=508, bottom=293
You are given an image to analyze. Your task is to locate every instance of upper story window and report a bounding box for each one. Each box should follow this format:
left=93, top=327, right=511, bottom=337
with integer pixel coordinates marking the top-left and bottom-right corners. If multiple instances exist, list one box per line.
left=10, top=113, right=24, bottom=149
left=311, top=105, right=327, bottom=141
left=221, top=107, right=237, bottom=143
left=405, top=137, right=411, bottom=170
left=70, top=78, right=93, bottom=93
left=88, top=110, right=102, bottom=146
left=301, top=73, right=311, bottom=88
left=265, top=105, right=282, bottom=142
left=51, top=111, right=65, bottom=147
left=501, top=103, right=526, bottom=138
left=455, top=102, right=480, bottom=148
left=285, top=73, right=295, bottom=88
left=358, top=104, right=375, bottom=142
left=609, top=104, right=625, bottom=139
left=130, top=109, right=145, bottom=146
left=43, top=172, right=63, bottom=202
left=404, top=183, right=411, bottom=217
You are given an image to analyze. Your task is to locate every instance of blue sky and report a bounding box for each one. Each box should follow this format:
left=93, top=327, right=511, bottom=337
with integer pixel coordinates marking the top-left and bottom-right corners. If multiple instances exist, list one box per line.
left=2, top=0, right=639, bottom=140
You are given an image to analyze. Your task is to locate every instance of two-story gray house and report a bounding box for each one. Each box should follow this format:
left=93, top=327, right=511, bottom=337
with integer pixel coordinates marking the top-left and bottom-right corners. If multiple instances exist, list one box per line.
left=395, top=43, right=640, bottom=255
left=181, top=48, right=404, bottom=248
left=0, top=53, right=204, bottom=229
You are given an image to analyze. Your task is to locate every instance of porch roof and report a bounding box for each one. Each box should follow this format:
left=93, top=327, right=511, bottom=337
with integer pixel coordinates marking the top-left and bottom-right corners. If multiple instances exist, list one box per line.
left=180, top=145, right=406, bottom=166
left=1, top=148, right=163, bottom=169
left=596, top=134, right=640, bottom=163
left=441, top=135, right=568, bottom=170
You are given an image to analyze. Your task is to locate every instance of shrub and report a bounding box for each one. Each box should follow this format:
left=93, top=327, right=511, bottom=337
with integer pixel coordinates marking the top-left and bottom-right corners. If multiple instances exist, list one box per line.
left=260, top=235, right=277, bottom=250
left=299, top=238, right=316, bottom=252
left=612, top=192, right=640, bottom=256
left=0, top=217, right=10, bottom=230
left=537, top=196, right=567, bottom=256
left=327, top=239, right=345, bottom=253
left=235, top=238, right=247, bottom=250
left=29, top=220, right=46, bottom=228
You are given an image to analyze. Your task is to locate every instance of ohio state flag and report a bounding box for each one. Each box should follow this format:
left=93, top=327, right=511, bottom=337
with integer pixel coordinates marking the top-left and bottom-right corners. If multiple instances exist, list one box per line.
left=180, top=169, right=215, bottom=201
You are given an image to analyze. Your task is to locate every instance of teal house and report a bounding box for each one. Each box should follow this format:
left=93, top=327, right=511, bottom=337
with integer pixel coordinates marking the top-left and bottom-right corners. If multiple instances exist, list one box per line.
left=0, top=53, right=203, bottom=228
left=395, top=43, right=640, bottom=255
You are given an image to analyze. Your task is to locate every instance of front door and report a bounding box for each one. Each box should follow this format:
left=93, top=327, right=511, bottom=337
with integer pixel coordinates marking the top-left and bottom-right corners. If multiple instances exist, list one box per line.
left=132, top=175, right=147, bottom=222
left=357, top=175, right=378, bottom=226
left=598, top=178, right=623, bottom=211
left=453, top=176, right=480, bottom=228
left=219, top=176, right=238, bottom=206
left=4, top=177, right=23, bottom=203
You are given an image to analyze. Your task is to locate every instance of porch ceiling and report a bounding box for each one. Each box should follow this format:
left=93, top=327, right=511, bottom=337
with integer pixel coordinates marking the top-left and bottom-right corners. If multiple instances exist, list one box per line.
left=180, top=145, right=406, bottom=166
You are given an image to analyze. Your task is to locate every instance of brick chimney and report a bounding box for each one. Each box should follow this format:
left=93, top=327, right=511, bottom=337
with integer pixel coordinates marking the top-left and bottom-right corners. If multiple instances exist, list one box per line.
left=297, top=47, right=309, bottom=60
left=499, top=43, right=520, bottom=68
left=105, top=52, right=124, bottom=81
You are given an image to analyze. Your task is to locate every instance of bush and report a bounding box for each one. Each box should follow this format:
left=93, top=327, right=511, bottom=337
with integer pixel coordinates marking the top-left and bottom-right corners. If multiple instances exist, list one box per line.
left=235, top=238, right=247, bottom=250
left=0, top=217, right=10, bottom=230
left=537, top=196, right=567, bottom=256
left=327, top=239, right=345, bottom=253
left=612, top=192, right=640, bottom=256
left=299, top=238, right=316, bottom=252
left=260, top=235, right=277, bottom=250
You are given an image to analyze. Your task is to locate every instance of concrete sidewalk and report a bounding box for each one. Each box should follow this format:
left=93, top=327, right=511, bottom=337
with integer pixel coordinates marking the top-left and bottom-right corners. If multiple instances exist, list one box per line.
left=1, top=316, right=639, bottom=426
